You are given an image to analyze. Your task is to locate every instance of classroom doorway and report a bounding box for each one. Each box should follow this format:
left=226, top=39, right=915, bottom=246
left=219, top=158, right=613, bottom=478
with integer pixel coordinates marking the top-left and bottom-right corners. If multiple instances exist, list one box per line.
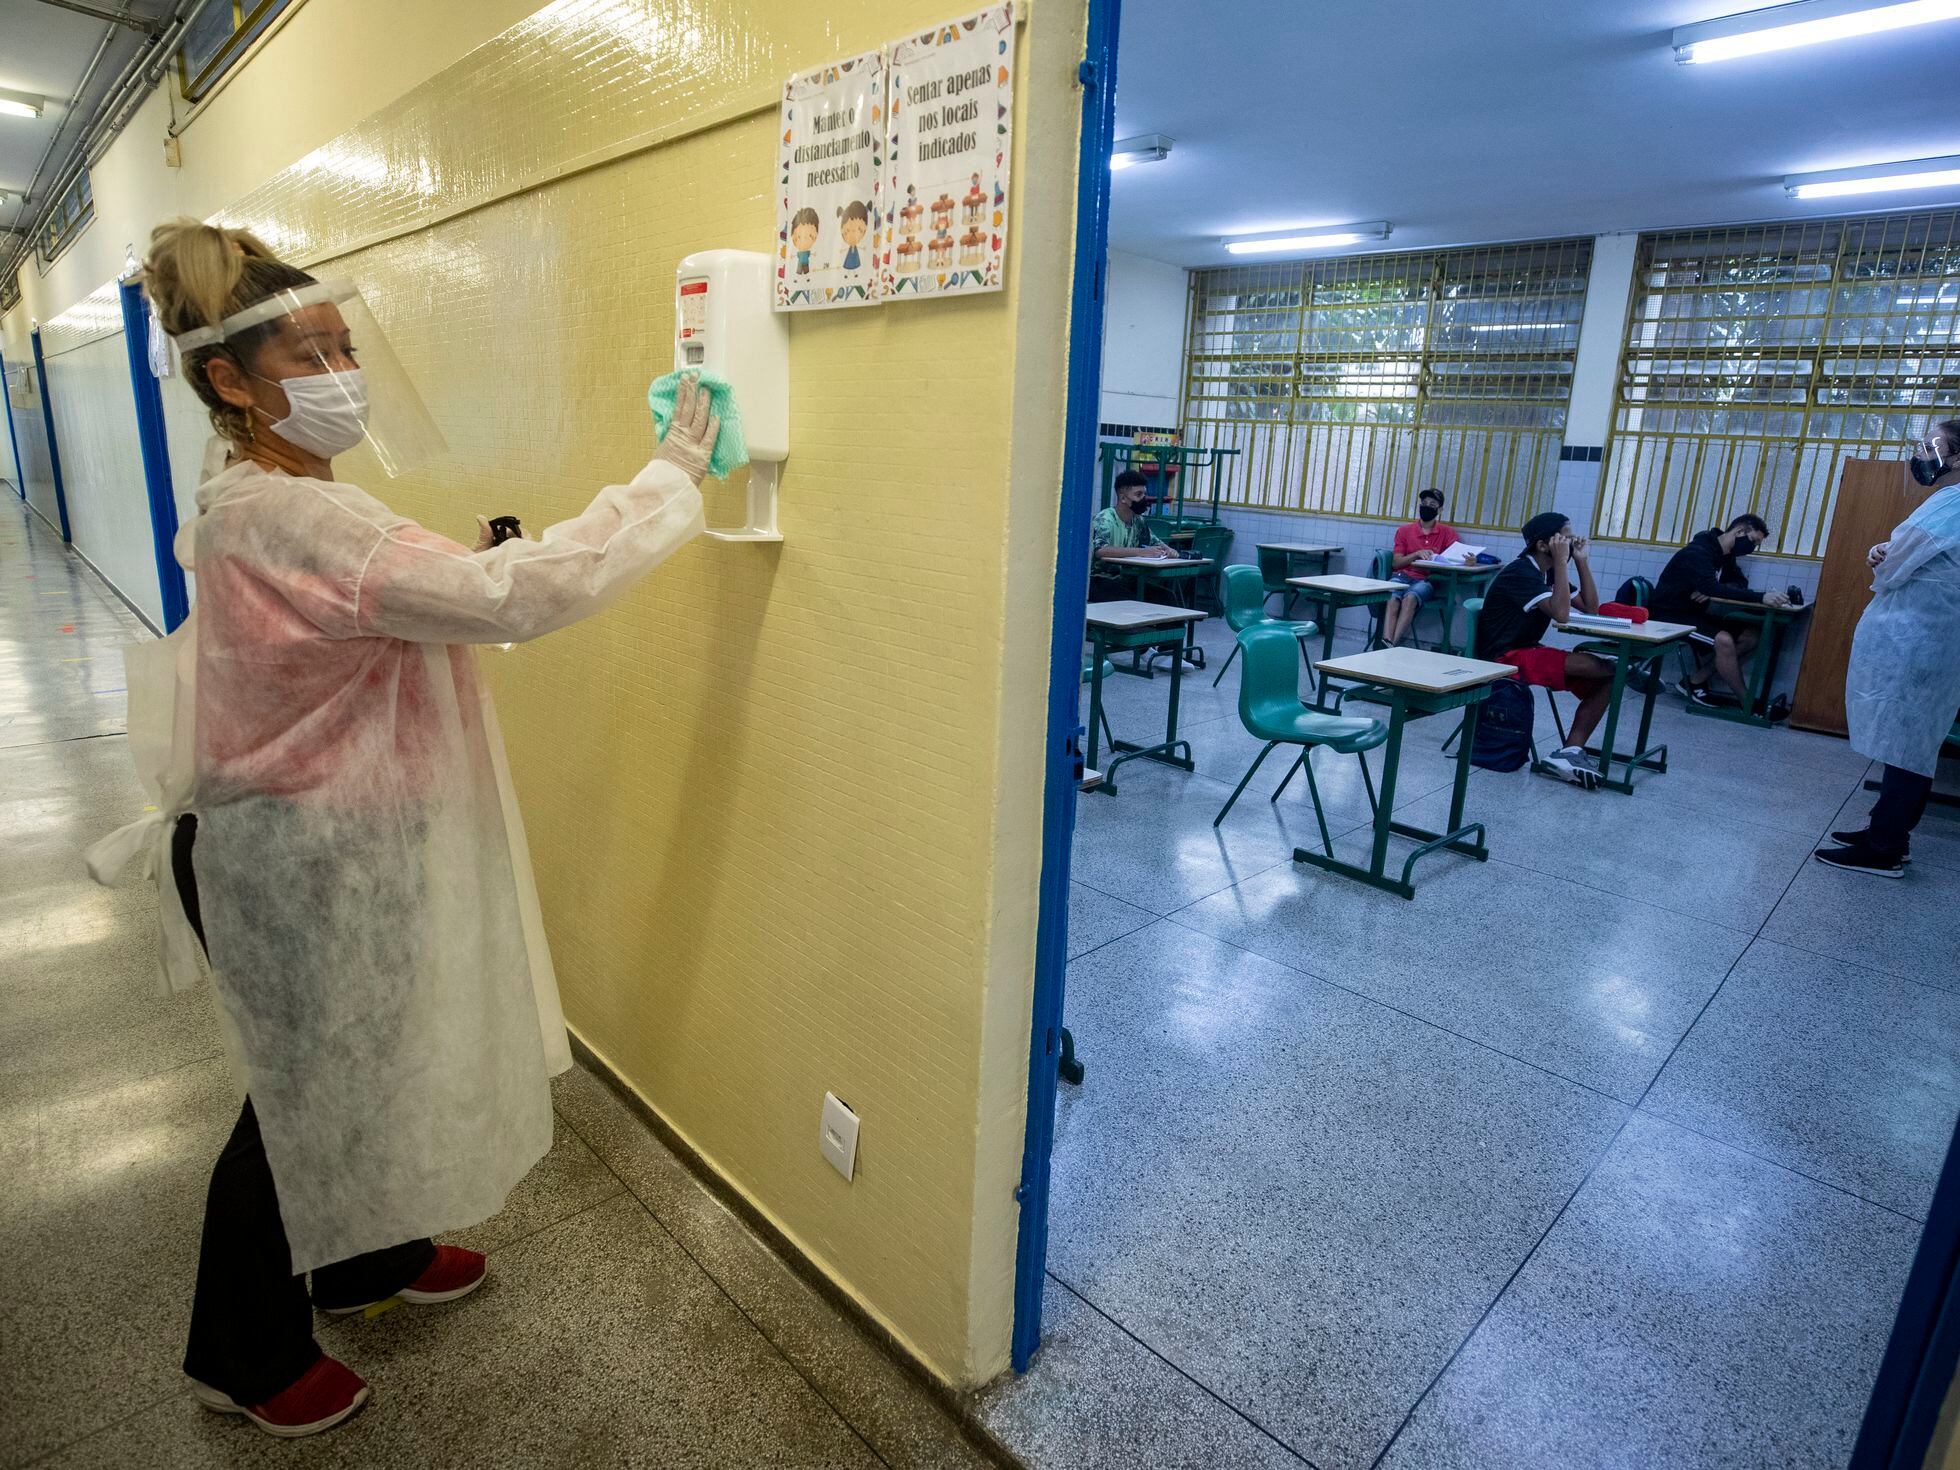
left=1005, top=5, right=1960, bottom=1469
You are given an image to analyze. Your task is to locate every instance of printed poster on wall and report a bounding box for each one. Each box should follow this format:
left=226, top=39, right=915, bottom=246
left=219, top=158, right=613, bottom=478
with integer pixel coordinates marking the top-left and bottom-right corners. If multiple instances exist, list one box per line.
left=882, top=4, right=1013, bottom=301
left=777, top=50, right=886, bottom=310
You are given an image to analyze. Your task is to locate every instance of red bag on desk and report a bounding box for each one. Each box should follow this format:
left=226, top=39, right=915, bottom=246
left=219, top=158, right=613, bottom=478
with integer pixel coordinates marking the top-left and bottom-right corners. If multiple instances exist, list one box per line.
left=1598, top=601, right=1649, bottom=623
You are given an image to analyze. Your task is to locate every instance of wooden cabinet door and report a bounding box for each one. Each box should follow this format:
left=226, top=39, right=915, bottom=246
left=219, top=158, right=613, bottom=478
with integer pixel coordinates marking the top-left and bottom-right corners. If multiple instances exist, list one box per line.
left=1791, top=458, right=1934, bottom=735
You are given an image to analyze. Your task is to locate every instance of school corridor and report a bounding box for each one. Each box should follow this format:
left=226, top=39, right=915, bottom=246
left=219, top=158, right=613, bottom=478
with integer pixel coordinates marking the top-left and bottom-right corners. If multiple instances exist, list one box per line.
left=0, top=498, right=999, bottom=1468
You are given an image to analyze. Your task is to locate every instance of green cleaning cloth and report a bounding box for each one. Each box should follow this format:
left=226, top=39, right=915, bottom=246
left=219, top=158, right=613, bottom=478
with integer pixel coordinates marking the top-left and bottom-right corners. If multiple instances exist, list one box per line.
left=647, top=369, right=749, bottom=480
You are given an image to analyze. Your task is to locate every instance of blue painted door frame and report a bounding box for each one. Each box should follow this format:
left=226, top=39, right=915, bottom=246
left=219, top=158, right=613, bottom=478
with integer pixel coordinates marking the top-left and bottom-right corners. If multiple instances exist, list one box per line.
left=0, top=348, right=27, bottom=500
left=118, top=280, right=190, bottom=631
left=29, top=329, right=73, bottom=543
left=1010, top=0, right=1121, bottom=1374
left=1853, top=1116, right=1960, bottom=1468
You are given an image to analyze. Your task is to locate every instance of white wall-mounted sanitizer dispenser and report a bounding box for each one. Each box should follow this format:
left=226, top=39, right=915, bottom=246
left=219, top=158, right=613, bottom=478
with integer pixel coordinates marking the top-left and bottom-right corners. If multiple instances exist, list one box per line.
left=675, top=250, right=788, bottom=542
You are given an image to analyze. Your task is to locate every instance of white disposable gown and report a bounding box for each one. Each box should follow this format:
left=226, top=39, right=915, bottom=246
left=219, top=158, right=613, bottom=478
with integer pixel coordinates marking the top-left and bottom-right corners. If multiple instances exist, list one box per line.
left=91, top=448, right=702, bottom=1271
left=1845, top=485, right=1960, bottom=778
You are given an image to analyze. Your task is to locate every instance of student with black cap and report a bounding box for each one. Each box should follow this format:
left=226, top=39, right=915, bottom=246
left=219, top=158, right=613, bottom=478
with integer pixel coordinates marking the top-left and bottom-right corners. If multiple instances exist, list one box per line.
left=1473, top=511, right=1615, bottom=787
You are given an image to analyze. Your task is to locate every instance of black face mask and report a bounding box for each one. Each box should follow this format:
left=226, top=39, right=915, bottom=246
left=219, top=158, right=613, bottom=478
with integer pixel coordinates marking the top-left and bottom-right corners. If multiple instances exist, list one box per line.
left=1911, top=450, right=1949, bottom=487
left=1731, top=535, right=1756, bottom=557
left=1419, top=502, right=1441, bottom=522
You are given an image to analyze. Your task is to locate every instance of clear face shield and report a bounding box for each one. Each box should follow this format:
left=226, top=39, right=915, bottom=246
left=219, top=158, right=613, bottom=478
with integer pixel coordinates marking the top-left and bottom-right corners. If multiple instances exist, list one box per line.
left=171, top=279, right=444, bottom=478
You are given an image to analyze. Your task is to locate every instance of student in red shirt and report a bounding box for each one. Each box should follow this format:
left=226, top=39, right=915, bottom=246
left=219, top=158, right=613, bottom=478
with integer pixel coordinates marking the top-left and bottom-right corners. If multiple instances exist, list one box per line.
left=1382, top=487, right=1458, bottom=646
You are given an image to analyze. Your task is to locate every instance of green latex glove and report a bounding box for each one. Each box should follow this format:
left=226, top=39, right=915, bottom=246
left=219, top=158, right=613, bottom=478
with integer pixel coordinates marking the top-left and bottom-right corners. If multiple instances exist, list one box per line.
left=647, top=369, right=748, bottom=480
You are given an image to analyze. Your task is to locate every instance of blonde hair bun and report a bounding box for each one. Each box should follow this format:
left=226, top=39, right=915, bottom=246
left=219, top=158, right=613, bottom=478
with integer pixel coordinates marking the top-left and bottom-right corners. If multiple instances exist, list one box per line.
left=141, top=218, right=289, bottom=338
left=139, top=217, right=314, bottom=443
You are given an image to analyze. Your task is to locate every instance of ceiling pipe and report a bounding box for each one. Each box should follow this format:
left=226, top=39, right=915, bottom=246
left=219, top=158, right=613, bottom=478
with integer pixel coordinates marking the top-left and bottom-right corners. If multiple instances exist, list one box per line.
left=31, top=0, right=167, bottom=36
left=4, top=19, right=119, bottom=235
left=1, top=0, right=216, bottom=302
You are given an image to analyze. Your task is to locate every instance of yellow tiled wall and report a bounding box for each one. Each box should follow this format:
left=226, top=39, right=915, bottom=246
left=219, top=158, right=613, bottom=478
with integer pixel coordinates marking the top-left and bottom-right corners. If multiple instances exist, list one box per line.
left=77, top=0, right=1078, bottom=1383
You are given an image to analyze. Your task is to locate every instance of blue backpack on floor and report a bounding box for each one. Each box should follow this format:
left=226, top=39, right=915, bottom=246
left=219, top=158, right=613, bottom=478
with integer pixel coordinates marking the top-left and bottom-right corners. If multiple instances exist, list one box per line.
left=1471, top=677, right=1532, bottom=772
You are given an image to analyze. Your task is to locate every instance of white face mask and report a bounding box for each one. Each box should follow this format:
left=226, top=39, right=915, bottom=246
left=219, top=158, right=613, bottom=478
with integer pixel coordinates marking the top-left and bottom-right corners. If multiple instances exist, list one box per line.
left=257, top=368, right=369, bottom=459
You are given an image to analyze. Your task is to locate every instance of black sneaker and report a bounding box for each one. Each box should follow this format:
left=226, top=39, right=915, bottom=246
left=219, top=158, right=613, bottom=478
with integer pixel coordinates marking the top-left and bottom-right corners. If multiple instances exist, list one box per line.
left=1538, top=747, right=1600, bottom=790
left=1688, top=686, right=1728, bottom=710
left=1814, top=844, right=1905, bottom=878
left=1764, top=693, right=1791, bottom=723
left=1830, top=829, right=1911, bottom=862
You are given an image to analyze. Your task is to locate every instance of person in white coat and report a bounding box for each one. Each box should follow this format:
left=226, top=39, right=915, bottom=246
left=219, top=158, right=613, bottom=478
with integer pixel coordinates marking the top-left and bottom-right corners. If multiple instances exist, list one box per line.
left=1816, top=418, right=1960, bottom=877
left=114, top=219, right=717, bottom=1436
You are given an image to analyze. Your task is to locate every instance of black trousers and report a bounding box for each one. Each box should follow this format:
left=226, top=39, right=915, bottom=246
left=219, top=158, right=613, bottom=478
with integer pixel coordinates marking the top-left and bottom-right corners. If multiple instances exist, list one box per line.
left=172, top=816, right=435, bottom=1405
left=1865, top=763, right=1934, bottom=858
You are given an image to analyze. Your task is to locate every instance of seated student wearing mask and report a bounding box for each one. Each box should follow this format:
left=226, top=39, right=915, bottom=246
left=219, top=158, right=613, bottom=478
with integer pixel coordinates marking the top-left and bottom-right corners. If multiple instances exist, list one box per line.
left=1088, top=468, right=1176, bottom=601
left=1382, top=486, right=1458, bottom=646
left=1650, top=513, right=1791, bottom=711
left=1474, top=511, right=1615, bottom=787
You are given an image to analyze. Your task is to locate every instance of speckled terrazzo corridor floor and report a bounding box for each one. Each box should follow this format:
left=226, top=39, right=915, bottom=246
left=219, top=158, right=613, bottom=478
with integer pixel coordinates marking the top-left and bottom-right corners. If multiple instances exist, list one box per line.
left=0, top=499, right=1000, bottom=1470
left=977, top=611, right=1960, bottom=1470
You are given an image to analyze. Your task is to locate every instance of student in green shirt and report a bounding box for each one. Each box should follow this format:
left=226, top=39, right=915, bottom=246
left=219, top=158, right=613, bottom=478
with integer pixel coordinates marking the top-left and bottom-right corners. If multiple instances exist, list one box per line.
left=1089, top=469, right=1176, bottom=600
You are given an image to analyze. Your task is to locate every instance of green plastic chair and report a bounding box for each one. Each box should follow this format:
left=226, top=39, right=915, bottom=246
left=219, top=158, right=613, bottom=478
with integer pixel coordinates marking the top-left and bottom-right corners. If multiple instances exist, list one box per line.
left=1214, top=626, right=1391, bottom=853
left=1188, top=524, right=1235, bottom=612
left=1212, top=565, right=1315, bottom=686
left=1256, top=545, right=1302, bottom=619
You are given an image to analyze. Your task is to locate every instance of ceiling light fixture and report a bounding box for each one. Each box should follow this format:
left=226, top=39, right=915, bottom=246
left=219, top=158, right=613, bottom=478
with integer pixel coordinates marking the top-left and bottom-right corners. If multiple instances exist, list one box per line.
left=1673, top=0, right=1960, bottom=63
left=1223, top=221, right=1391, bottom=256
left=0, top=89, right=47, bottom=120
left=1784, top=153, right=1960, bottom=198
left=1110, top=134, right=1172, bottom=170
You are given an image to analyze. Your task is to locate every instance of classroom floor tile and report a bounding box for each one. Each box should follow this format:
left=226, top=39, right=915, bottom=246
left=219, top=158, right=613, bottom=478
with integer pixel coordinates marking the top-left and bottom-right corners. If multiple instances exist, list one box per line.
left=1068, top=762, right=1339, bottom=917
left=1389, top=770, right=1820, bottom=932
left=1171, top=851, right=1749, bottom=1101
left=1374, top=1115, right=1920, bottom=1470
left=1641, top=937, right=1960, bottom=1216
left=1047, top=920, right=1625, bottom=1468
left=1761, top=843, right=1960, bottom=993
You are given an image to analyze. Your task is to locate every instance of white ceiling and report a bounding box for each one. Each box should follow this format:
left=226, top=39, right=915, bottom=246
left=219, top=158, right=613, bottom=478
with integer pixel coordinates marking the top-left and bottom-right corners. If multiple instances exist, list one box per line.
left=0, top=1, right=167, bottom=235
left=1109, top=0, right=1960, bottom=267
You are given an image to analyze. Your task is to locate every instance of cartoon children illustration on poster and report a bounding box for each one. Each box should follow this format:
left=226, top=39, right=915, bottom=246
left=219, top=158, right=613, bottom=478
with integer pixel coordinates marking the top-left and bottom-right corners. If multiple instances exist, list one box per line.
left=778, top=49, right=885, bottom=308
left=837, top=200, right=870, bottom=273
left=791, top=209, right=820, bottom=276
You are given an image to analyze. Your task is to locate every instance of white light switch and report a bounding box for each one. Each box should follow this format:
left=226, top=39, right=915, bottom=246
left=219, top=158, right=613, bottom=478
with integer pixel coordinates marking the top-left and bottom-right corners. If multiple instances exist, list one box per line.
left=819, top=1092, right=859, bottom=1182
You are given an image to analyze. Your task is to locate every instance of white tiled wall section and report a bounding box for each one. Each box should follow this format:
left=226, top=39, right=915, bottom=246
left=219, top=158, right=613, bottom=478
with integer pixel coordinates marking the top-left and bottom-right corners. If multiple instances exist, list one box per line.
left=41, top=332, right=163, bottom=628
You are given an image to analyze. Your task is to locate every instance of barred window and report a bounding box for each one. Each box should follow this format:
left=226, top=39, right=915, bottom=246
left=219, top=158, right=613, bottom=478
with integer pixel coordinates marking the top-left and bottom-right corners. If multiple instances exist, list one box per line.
left=178, top=0, right=298, bottom=103
left=1182, top=238, right=1591, bottom=533
left=33, top=171, right=93, bottom=269
left=1601, top=212, right=1960, bottom=558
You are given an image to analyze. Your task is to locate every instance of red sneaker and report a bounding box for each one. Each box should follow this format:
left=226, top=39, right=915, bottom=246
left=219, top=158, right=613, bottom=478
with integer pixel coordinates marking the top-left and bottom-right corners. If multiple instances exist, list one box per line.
left=399, top=1245, right=487, bottom=1304
left=189, top=1355, right=369, bottom=1438
left=323, top=1245, right=488, bottom=1316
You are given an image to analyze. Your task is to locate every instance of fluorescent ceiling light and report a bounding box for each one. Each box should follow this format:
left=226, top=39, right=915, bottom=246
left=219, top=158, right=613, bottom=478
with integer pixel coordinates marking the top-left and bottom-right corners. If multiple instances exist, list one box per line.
left=1784, top=153, right=1960, bottom=197
left=1224, top=222, right=1391, bottom=256
left=1110, top=133, right=1172, bottom=170
left=1673, top=0, right=1960, bottom=63
left=0, top=89, right=47, bottom=120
